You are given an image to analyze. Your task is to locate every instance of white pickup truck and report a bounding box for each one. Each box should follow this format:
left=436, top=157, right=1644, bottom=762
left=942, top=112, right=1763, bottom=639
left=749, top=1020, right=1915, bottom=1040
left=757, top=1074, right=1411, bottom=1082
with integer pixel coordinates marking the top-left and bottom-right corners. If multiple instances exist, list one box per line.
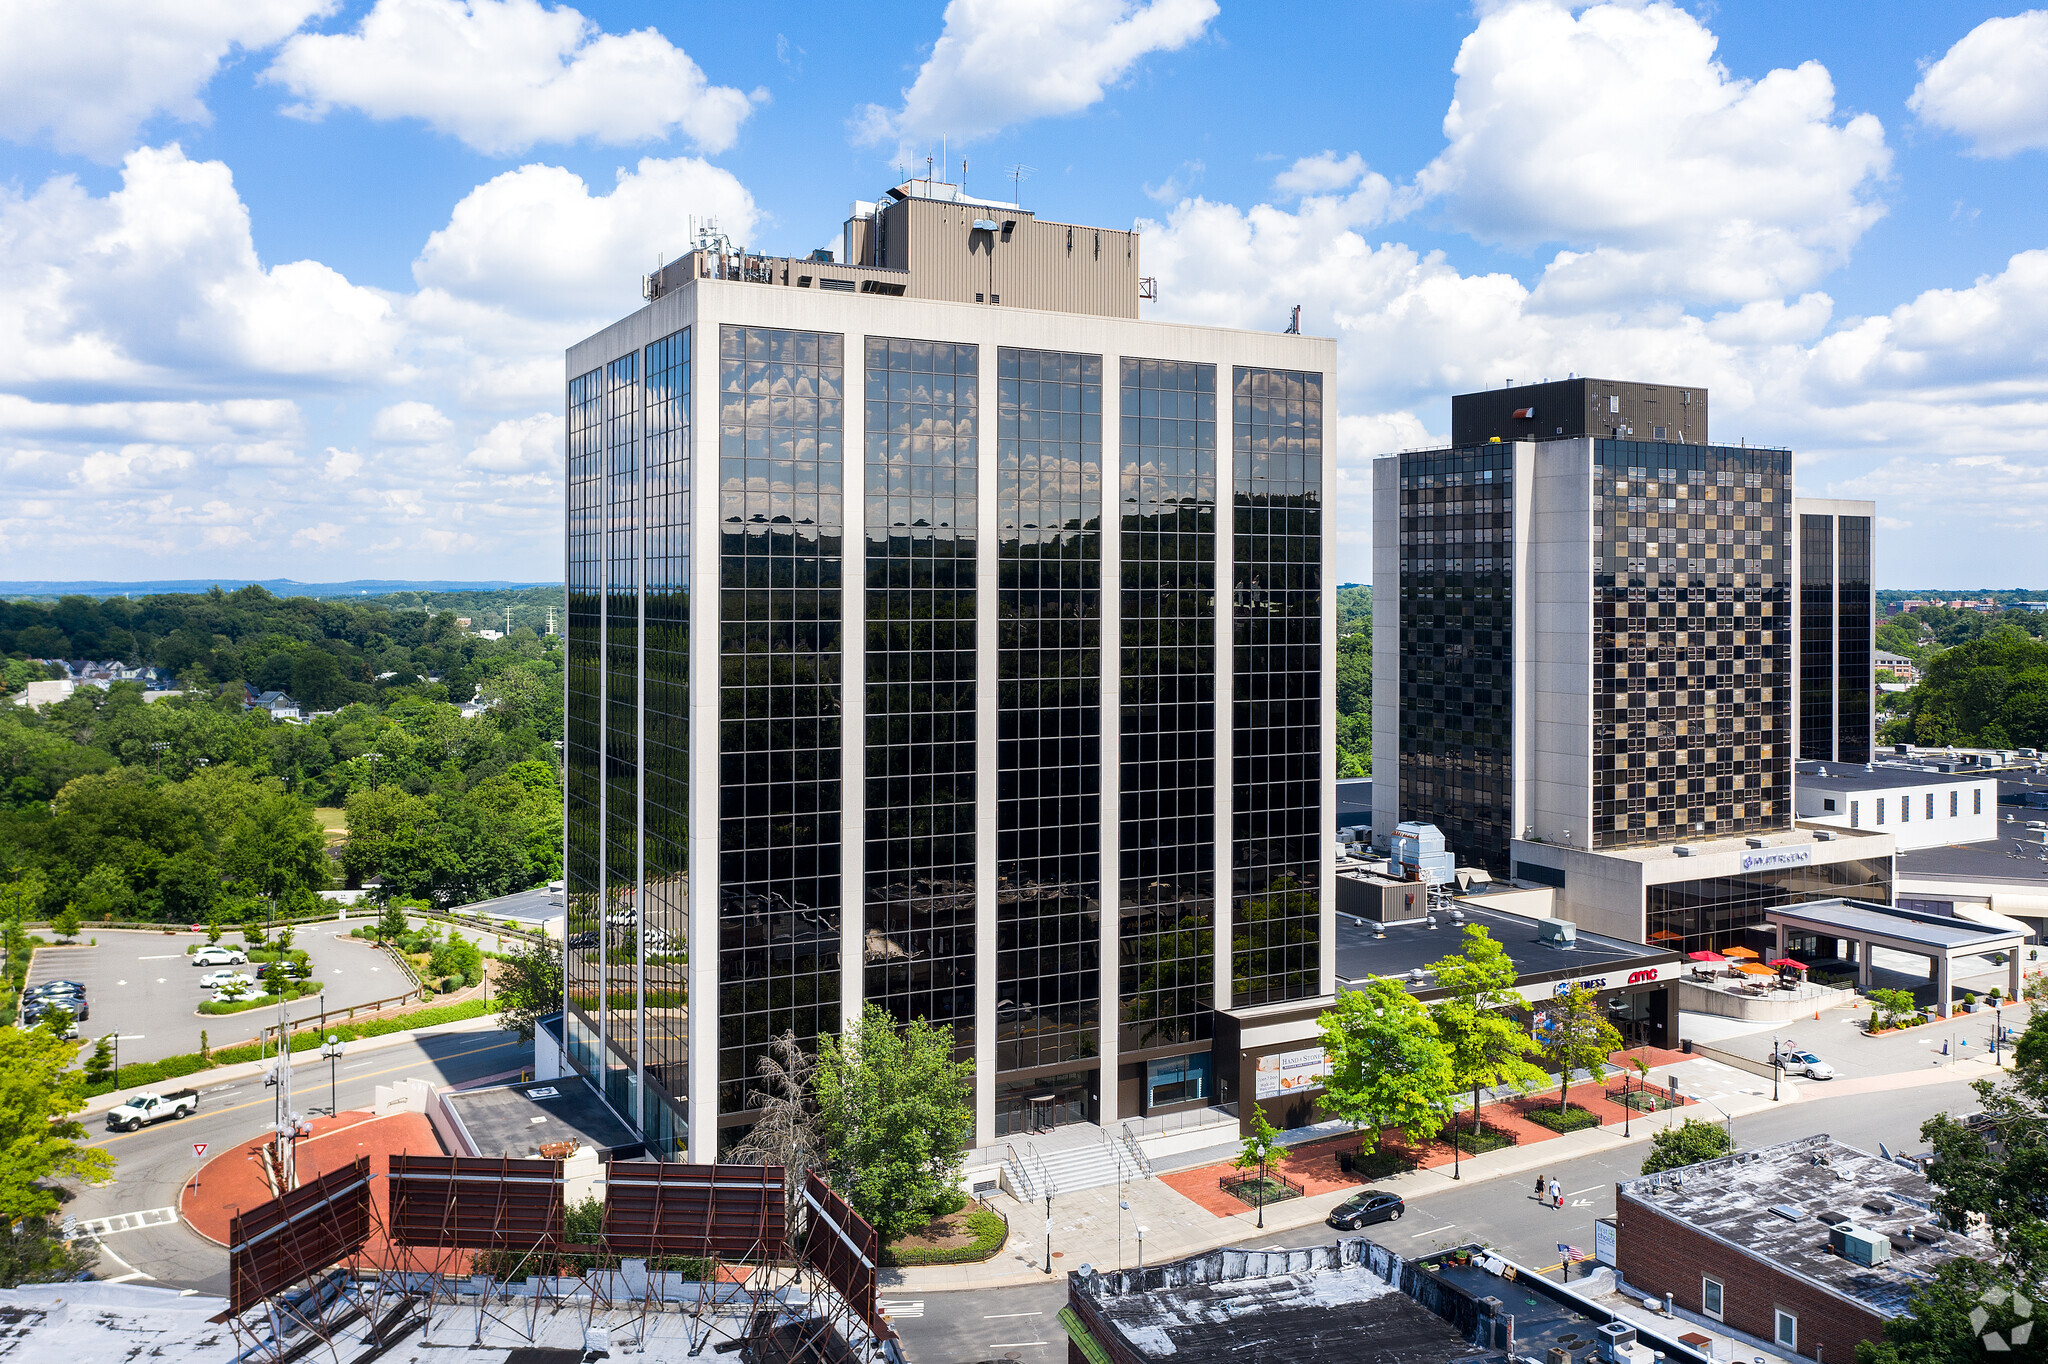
left=105, top=1089, right=199, bottom=1132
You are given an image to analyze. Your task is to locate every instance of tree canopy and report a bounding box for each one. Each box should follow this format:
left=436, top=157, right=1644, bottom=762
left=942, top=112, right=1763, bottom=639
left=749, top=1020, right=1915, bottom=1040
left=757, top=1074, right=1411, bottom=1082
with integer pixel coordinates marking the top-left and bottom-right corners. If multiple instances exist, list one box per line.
left=1639, top=1117, right=1733, bottom=1174
left=1318, top=976, right=1456, bottom=1153
left=1883, top=624, right=2048, bottom=750
left=0, top=1021, right=114, bottom=1222
left=1429, top=925, right=1547, bottom=1134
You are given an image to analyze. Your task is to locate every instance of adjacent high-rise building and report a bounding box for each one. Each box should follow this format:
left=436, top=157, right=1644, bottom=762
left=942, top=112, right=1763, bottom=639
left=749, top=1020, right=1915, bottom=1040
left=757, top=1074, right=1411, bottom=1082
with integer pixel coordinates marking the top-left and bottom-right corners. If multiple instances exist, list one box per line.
left=1792, top=499, right=1876, bottom=765
left=1371, top=381, right=1893, bottom=953
left=556, top=180, right=1334, bottom=1159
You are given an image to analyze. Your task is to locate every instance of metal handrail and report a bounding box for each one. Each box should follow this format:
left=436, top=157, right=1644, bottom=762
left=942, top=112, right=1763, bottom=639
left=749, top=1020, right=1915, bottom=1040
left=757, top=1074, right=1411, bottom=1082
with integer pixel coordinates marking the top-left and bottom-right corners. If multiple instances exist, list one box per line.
left=1004, top=1142, right=1037, bottom=1202
left=1025, top=1140, right=1056, bottom=1198
left=1118, top=1122, right=1155, bottom=1179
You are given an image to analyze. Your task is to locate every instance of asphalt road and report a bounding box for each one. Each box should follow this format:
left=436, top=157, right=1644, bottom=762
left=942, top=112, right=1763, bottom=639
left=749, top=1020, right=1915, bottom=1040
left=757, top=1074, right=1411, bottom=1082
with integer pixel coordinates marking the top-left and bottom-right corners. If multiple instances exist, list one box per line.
left=890, top=1079, right=1987, bottom=1364
left=25, top=927, right=415, bottom=1065
left=67, top=1024, right=532, bottom=1295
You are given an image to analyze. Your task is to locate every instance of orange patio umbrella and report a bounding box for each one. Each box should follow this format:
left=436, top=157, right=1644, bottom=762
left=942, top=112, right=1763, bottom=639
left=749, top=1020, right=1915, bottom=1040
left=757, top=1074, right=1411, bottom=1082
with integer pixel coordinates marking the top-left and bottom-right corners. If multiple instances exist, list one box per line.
left=1732, top=961, right=1776, bottom=977
left=1723, top=946, right=1761, bottom=960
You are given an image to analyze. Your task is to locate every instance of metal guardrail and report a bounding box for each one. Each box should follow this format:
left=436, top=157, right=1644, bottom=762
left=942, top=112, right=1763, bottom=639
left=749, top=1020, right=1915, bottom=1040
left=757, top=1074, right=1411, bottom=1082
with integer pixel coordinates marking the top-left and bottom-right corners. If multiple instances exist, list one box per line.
left=259, top=988, right=439, bottom=1050
left=1118, top=1122, right=1154, bottom=1179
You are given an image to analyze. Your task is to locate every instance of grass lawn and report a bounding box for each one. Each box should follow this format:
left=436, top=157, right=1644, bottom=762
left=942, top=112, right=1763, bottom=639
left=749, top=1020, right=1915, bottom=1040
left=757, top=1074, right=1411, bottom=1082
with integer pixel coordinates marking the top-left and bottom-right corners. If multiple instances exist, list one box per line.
left=313, top=807, right=348, bottom=845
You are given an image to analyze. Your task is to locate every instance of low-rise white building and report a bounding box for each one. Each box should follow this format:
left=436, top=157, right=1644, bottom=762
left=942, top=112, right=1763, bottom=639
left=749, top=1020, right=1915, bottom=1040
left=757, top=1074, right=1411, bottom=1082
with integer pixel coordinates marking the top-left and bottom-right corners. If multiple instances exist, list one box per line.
left=1793, top=761, right=1997, bottom=850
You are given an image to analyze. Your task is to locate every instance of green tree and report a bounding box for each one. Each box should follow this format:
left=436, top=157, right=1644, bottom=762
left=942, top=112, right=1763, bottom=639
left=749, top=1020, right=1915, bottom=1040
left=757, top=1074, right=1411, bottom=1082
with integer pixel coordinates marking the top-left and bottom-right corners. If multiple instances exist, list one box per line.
left=1639, top=1117, right=1734, bottom=1174
left=375, top=900, right=409, bottom=941
left=1428, top=925, right=1547, bottom=1136
left=814, top=1003, right=975, bottom=1244
left=0, top=1023, right=115, bottom=1220
left=81, top=1034, right=114, bottom=1087
left=220, top=789, right=329, bottom=920
left=50, top=904, right=80, bottom=941
left=1540, top=986, right=1623, bottom=1111
left=1859, top=1256, right=2044, bottom=1364
left=0, top=1214, right=99, bottom=1287
left=494, top=937, right=564, bottom=1044
left=1318, top=976, right=1456, bottom=1153
left=68, top=864, right=131, bottom=922
left=1235, top=1102, right=1285, bottom=1185
left=1870, top=987, right=1920, bottom=1031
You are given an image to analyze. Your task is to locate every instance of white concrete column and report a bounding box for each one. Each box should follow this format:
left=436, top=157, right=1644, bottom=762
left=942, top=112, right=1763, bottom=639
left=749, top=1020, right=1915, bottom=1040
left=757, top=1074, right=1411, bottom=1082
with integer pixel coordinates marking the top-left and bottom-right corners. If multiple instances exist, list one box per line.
left=1855, top=938, right=1871, bottom=989
left=973, top=331, right=999, bottom=1146
left=840, top=333, right=868, bottom=1034
left=686, top=307, right=722, bottom=1161
left=2012, top=948, right=2023, bottom=1001
left=1935, top=953, right=1952, bottom=1017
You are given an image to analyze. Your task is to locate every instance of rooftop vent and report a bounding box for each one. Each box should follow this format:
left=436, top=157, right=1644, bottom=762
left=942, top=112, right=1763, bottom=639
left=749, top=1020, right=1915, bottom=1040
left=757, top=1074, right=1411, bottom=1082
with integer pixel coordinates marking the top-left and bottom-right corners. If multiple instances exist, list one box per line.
left=1747, top=837, right=1768, bottom=849
left=1673, top=845, right=1693, bottom=857
left=1910, top=1224, right=1945, bottom=1244
left=1816, top=1210, right=1852, bottom=1226
left=1863, top=1197, right=1896, bottom=1216
left=1815, top=830, right=1836, bottom=841
left=1769, top=1203, right=1806, bottom=1222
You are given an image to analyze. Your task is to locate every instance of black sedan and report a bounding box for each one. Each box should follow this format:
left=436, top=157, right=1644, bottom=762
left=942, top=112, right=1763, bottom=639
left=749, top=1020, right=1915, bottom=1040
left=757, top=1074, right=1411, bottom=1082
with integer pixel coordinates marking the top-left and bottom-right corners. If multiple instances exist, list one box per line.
left=1327, top=1189, right=1405, bottom=1229
left=25, top=980, right=86, bottom=1000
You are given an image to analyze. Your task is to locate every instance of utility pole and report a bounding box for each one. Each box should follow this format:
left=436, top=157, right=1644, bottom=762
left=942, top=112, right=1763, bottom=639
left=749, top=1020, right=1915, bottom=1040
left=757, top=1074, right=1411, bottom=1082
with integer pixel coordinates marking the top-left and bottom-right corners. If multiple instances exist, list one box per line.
left=1044, top=1191, right=1053, bottom=1275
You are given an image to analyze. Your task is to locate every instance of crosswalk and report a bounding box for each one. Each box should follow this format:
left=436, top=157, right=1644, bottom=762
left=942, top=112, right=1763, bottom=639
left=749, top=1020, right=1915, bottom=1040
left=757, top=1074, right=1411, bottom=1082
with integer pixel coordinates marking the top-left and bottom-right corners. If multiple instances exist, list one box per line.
left=77, top=1206, right=181, bottom=1238
left=879, top=1300, right=925, bottom=1320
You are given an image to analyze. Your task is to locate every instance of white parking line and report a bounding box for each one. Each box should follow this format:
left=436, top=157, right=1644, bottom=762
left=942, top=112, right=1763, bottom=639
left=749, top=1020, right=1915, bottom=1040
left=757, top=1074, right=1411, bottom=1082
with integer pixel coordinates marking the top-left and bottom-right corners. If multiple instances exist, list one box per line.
left=136, top=955, right=181, bottom=961
left=984, top=1312, right=1042, bottom=1319
left=1411, top=1224, right=1457, bottom=1238
left=1568, top=1186, right=1602, bottom=1197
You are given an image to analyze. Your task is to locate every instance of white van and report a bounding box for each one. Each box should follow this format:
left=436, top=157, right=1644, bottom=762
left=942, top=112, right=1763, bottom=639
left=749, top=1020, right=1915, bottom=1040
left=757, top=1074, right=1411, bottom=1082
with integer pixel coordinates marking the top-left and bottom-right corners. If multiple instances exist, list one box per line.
left=547, top=880, right=565, bottom=901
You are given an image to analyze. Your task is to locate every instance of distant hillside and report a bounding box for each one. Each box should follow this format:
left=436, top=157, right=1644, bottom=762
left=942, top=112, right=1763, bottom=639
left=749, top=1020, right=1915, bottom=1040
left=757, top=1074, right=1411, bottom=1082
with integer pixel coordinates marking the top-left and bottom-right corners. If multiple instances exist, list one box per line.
left=0, top=578, right=550, bottom=601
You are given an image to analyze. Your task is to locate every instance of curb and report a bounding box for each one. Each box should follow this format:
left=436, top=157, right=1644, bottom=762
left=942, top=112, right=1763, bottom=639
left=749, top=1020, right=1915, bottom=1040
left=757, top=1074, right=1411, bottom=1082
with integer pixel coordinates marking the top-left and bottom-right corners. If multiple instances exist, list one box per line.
left=81, top=1011, right=509, bottom=1117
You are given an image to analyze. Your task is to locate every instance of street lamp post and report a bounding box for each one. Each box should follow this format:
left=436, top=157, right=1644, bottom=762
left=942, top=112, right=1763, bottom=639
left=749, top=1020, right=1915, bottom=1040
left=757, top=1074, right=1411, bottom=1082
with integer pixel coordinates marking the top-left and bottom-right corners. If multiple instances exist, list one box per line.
left=1119, top=1198, right=1129, bottom=1270
left=320, top=1034, right=345, bottom=1118
left=1771, top=1034, right=1781, bottom=1102
left=1136, top=1225, right=1146, bottom=1275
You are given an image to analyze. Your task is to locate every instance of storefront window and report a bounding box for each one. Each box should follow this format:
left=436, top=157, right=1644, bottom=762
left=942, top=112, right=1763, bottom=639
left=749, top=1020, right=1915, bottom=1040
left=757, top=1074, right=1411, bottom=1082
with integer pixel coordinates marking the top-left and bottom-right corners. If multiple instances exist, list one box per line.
left=1145, top=1052, right=1213, bottom=1110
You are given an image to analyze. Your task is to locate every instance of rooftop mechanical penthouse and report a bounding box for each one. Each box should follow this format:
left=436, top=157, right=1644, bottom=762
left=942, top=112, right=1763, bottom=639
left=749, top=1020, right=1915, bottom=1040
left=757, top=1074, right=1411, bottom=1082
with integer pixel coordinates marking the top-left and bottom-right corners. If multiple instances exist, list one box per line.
left=556, top=178, right=1336, bottom=1158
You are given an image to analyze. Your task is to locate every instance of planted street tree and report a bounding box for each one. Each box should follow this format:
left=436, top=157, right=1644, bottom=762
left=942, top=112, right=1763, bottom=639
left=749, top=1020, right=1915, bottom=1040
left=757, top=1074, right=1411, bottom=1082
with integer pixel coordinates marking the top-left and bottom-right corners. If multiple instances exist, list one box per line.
left=494, top=937, right=563, bottom=1044
left=1234, top=1103, right=1287, bottom=1228
left=1428, top=925, right=1547, bottom=1138
left=1318, top=976, right=1456, bottom=1154
left=0, top=1023, right=114, bottom=1223
left=1541, top=985, right=1623, bottom=1113
left=734, top=1031, right=822, bottom=1216
left=1640, top=1117, right=1734, bottom=1174
left=815, top=1003, right=975, bottom=1244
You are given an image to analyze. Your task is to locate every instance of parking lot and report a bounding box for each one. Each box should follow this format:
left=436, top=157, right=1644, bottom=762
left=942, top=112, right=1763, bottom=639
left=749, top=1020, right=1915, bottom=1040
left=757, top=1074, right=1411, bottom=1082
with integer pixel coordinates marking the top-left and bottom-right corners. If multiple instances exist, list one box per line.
left=21, top=927, right=419, bottom=1065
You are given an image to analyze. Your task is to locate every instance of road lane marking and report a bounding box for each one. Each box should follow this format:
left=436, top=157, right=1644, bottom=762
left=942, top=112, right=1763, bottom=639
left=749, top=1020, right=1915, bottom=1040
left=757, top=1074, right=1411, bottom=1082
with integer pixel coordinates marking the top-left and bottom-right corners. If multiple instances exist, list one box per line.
left=1568, top=1186, right=1602, bottom=1197
left=984, top=1312, right=1042, bottom=1318
left=989, top=1343, right=1047, bottom=1349
left=136, top=955, right=181, bottom=960
left=86, top=1037, right=522, bottom=1148
left=81, top=1206, right=180, bottom=1237
left=1411, top=1224, right=1457, bottom=1237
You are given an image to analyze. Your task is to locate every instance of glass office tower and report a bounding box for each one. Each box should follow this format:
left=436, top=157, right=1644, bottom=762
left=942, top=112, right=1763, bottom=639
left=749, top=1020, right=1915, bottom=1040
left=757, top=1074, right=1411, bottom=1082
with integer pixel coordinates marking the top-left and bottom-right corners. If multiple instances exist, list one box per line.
left=1793, top=500, right=1876, bottom=765
left=561, top=182, right=1335, bottom=1156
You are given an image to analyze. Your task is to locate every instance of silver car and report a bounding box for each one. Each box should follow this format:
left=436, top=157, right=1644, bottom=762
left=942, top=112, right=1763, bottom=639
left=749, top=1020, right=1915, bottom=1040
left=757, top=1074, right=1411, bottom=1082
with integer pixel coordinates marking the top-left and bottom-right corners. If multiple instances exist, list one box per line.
left=1771, top=1047, right=1836, bottom=1080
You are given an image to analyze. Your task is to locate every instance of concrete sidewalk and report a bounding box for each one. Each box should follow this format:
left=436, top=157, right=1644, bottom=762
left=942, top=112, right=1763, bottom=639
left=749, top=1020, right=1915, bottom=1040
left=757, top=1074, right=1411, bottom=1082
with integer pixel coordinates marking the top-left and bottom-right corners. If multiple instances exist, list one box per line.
left=886, top=1049, right=2009, bottom=1292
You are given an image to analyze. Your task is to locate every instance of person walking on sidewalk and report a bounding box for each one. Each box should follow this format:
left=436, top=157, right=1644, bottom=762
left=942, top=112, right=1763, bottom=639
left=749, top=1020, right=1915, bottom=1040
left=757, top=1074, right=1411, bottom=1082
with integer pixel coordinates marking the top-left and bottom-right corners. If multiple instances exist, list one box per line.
left=1550, top=1178, right=1563, bottom=1209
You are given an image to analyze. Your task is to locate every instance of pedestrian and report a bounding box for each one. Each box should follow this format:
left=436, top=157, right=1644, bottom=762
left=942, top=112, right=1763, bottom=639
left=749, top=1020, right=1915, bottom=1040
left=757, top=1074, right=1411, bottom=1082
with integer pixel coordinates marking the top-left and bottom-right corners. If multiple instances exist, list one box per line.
left=1535, top=1173, right=1546, bottom=1201
left=1550, top=1178, right=1563, bottom=1209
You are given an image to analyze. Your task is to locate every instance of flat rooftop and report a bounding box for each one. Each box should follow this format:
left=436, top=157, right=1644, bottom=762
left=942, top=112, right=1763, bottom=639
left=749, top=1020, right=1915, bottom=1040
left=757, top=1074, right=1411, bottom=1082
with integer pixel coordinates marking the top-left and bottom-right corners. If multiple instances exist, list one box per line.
left=443, top=1074, right=644, bottom=1161
left=1334, top=892, right=1670, bottom=993
left=1617, top=1135, right=1974, bottom=1316
left=1767, top=897, right=2022, bottom=950
left=1897, top=834, right=2048, bottom=891
left=1532, top=821, right=1892, bottom=867
left=1071, top=1244, right=1483, bottom=1364
left=1796, top=761, right=1992, bottom=793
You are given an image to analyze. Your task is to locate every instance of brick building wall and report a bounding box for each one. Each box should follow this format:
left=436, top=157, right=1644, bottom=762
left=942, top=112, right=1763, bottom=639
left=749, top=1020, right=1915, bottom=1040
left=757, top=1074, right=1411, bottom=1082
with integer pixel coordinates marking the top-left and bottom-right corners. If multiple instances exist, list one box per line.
left=1615, top=1191, right=1889, bottom=1364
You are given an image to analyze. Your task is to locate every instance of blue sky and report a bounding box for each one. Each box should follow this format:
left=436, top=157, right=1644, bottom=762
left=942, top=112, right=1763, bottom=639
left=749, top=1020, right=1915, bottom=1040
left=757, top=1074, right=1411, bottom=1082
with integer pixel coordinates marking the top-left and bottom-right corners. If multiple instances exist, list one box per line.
left=3, top=0, right=2046, bottom=587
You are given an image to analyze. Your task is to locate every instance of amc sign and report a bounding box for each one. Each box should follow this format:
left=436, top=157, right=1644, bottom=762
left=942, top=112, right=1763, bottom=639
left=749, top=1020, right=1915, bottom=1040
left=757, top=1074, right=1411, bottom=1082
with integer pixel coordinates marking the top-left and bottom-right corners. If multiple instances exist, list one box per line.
left=1551, top=965, right=1662, bottom=996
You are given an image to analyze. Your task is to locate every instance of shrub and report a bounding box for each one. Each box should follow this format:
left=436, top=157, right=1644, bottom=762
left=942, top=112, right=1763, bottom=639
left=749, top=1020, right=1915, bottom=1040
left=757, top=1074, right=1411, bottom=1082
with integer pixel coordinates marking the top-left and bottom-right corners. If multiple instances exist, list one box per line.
left=1525, top=1104, right=1601, bottom=1133
left=881, top=1209, right=1009, bottom=1267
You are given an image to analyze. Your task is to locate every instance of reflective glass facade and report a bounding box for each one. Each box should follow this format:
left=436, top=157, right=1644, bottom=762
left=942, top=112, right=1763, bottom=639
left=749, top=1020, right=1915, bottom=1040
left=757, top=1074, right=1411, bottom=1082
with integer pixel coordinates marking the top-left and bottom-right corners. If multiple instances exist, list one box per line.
left=603, top=354, right=640, bottom=1123
left=1799, top=514, right=1835, bottom=762
left=864, top=338, right=978, bottom=1051
left=1645, top=857, right=1893, bottom=957
left=566, top=368, right=604, bottom=1044
left=1592, top=442, right=1792, bottom=847
left=1230, top=366, right=1322, bottom=1008
left=995, top=346, right=1103, bottom=1095
left=1394, top=446, right=1515, bottom=872
left=1117, top=358, right=1216, bottom=1058
left=1836, top=516, right=1872, bottom=764
left=716, top=325, right=845, bottom=1133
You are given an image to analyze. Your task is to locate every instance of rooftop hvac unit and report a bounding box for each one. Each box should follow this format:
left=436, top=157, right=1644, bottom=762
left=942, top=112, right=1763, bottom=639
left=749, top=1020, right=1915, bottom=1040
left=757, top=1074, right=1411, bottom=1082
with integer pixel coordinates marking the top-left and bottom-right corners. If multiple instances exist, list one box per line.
left=1830, top=1225, right=1891, bottom=1265
left=1596, top=1322, right=1638, bottom=1362
left=1539, top=919, right=1578, bottom=947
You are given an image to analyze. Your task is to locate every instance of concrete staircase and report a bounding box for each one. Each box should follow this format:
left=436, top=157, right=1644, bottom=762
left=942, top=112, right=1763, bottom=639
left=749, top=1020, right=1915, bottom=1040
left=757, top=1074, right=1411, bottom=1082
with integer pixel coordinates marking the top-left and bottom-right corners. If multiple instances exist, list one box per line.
left=1002, top=1126, right=1148, bottom=1200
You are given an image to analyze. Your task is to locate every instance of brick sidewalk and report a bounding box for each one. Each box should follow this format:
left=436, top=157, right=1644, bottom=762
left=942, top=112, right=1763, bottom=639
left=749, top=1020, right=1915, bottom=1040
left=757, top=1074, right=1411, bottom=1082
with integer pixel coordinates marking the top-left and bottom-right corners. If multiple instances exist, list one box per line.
left=179, top=1109, right=465, bottom=1273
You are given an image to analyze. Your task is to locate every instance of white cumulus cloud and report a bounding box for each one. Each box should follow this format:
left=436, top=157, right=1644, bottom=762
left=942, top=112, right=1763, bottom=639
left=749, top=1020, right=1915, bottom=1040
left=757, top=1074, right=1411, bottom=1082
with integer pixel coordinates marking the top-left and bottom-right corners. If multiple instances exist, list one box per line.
left=412, top=156, right=757, bottom=320
left=0, top=145, right=409, bottom=390
left=1909, top=10, right=2048, bottom=157
left=323, top=449, right=365, bottom=480
left=1416, top=0, right=1891, bottom=306
left=371, top=400, right=453, bottom=443
left=0, top=0, right=329, bottom=160
left=854, top=0, right=1217, bottom=156
left=468, top=413, right=558, bottom=472
left=265, top=0, right=753, bottom=155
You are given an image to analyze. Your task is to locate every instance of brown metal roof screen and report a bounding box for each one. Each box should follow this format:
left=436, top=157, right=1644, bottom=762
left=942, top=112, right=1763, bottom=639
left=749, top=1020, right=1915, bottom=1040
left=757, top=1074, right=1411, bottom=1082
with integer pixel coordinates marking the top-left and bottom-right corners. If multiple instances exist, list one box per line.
left=603, top=1163, right=787, bottom=1260
left=227, top=1155, right=374, bottom=1314
left=386, top=1154, right=565, bottom=1251
left=800, top=1171, right=884, bottom=1337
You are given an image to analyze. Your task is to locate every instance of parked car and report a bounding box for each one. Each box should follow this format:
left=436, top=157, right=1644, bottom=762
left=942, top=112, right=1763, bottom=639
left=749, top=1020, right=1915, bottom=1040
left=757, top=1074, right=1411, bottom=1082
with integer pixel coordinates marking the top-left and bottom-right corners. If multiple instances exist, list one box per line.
left=212, top=985, right=268, bottom=1003
left=105, top=1089, right=199, bottom=1132
left=194, top=945, right=247, bottom=967
left=24, top=996, right=88, bottom=1023
left=1328, top=1189, right=1405, bottom=1229
left=1770, top=1047, right=1836, bottom=1080
left=565, top=930, right=600, bottom=950
left=24, top=980, right=87, bottom=1001
left=200, top=970, right=257, bottom=990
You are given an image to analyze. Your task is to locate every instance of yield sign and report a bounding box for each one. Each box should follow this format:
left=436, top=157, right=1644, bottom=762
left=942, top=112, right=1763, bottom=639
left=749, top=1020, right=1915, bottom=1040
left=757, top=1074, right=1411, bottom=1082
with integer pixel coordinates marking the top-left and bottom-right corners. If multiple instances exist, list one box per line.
left=193, top=1143, right=209, bottom=1160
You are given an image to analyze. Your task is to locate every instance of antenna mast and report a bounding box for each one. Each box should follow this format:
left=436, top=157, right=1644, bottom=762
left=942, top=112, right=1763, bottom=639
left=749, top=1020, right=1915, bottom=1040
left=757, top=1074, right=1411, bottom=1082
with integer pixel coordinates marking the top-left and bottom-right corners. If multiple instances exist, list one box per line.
left=1008, top=162, right=1035, bottom=206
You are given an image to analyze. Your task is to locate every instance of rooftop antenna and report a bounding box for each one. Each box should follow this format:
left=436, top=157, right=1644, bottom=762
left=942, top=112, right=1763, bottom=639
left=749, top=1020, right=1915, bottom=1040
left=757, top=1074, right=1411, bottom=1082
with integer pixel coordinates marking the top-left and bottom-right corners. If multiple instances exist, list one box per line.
left=962, top=156, right=968, bottom=194
left=926, top=154, right=934, bottom=187
left=1009, top=162, right=1035, bottom=206
left=1285, top=305, right=1301, bottom=334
